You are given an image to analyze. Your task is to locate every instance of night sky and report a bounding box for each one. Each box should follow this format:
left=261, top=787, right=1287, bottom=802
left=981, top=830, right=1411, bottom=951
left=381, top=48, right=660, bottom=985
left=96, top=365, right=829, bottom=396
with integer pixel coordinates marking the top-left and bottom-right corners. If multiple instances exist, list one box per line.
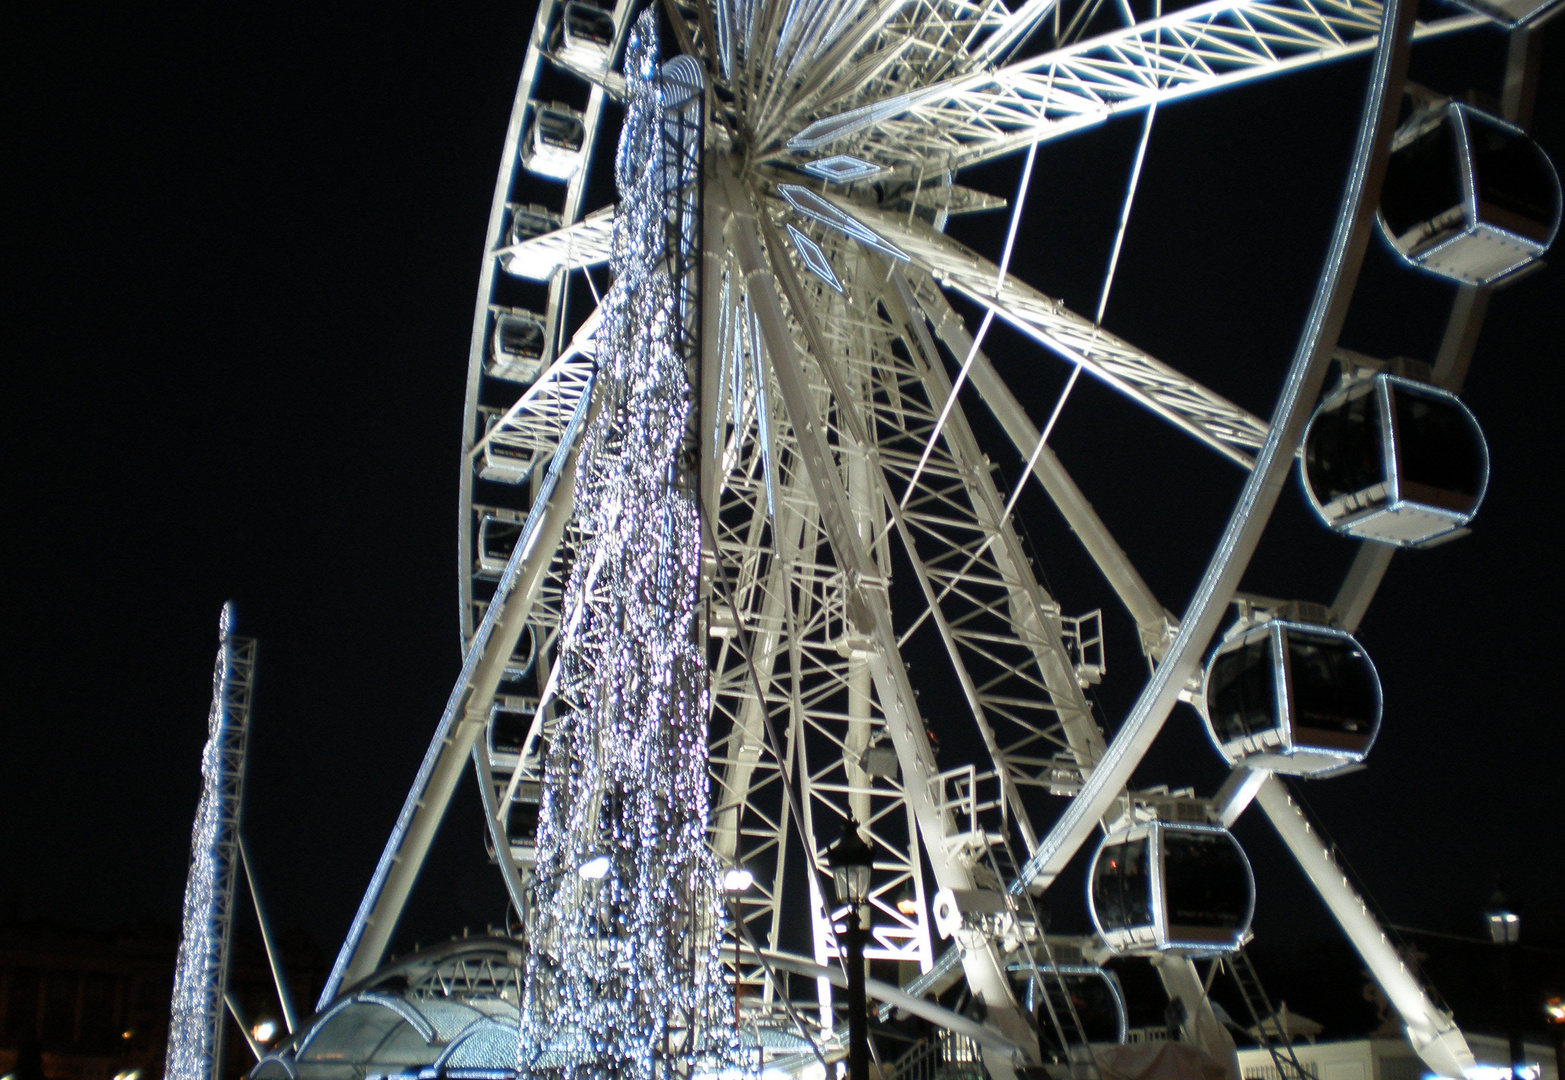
left=6, top=0, right=1562, bottom=1008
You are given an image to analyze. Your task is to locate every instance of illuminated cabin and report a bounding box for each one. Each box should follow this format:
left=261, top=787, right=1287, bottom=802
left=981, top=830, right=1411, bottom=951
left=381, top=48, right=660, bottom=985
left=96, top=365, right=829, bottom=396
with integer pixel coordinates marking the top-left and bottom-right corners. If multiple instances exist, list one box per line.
left=1302, top=372, right=1488, bottom=546
left=1088, top=822, right=1253, bottom=955
left=486, top=694, right=537, bottom=769
left=1203, top=619, right=1381, bottom=776
left=1378, top=100, right=1560, bottom=285
left=488, top=307, right=548, bottom=384
left=1024, top=963, right=1128, bottom=1051
left=477, top=422, right=539, bottom=485
left=521, top=102, right=587, bottom=181
left=474, top=506, right=528, bottom=579
left=508, top=202, right=561, bottom=245
left=500, top=203, right=564, bottom=279
left=557, top=2, right=615, bottom=69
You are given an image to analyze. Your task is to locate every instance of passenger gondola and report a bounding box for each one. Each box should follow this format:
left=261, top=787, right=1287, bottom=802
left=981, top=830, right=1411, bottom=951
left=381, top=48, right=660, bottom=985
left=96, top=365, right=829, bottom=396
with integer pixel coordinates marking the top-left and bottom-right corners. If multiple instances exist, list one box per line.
left=1450, top=0, right=1562, bottom=29
left=1021, top=963, right=1128, bottom=1050
left=1378, top=98, right=1560, bottom=285
left=557, top=2, right=616, bottom=70
left=477, top=437, right=539, bottom=485
left=1302, top=372, right=1488, bottom=546
left=475, top=507, right=527, bottom=579
left=489, top=308, right=548, bottom=384
left=519, top=101, right=588, bottom=180
left=1202, top=619, right=1382, bottom=776
left=486, top=695, right=537, bottom=766
left=508, top=203, right=562, bottom=246
left=521, top=102, right=587, bottom=181
left=500, top=204, right=566, bottom=279
left=1088, top=822, right=1253, bottom=955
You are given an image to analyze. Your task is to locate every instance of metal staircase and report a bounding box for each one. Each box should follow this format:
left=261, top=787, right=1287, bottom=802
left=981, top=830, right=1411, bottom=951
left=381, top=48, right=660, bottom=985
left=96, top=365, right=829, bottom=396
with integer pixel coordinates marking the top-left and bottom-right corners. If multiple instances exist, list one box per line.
left=965, top=777, right=1100, bottom=1080
left=889, top=1031, right=989, bottom=1080
left=1228, top=949, right=1311, bottom=1080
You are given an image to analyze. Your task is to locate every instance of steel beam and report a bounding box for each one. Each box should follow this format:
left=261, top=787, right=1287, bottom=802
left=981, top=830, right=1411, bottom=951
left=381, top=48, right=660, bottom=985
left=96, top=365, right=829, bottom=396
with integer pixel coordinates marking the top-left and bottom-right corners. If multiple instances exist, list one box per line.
left=321, top=387, right=595, bottom=1005
left=722, top=171, right=1037, bottom=1077
left=1254, top=777, right=1474, bottom=1078
left=906, top=272, right=1176, bottom=658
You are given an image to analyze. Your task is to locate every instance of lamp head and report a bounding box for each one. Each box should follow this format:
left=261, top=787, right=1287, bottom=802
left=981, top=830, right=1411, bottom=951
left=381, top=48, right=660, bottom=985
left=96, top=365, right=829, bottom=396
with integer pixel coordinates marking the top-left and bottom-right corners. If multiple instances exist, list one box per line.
left=827, top=820, right=874, bottom=907
left=1485, top=887, right=1519, bottom=945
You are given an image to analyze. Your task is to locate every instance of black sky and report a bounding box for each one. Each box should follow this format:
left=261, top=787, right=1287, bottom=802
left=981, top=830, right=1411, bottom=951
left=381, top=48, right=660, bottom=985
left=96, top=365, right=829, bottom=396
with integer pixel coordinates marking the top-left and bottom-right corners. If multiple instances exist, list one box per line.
left=5, top=0, right=1562, bottom=991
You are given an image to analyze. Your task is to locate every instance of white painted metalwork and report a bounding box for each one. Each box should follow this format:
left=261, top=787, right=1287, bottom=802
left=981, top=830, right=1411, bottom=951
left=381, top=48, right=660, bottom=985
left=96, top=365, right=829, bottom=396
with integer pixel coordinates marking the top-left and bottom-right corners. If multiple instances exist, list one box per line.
left=780, top=0, right=1481, bottom=174
left=315, top=0, right=1547, bottom=1072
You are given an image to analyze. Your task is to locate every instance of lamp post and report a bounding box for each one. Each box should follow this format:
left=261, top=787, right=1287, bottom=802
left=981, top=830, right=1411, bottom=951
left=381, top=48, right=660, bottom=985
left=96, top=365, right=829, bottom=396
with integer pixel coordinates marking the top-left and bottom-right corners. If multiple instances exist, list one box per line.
left=1485, top=889, right=1524, bottom=1080
left=828, top=820, right=874, bottom=1080
left=724, top=868, right=755, bottom=1039
left=1541, top=994, right=1563, bottom=1080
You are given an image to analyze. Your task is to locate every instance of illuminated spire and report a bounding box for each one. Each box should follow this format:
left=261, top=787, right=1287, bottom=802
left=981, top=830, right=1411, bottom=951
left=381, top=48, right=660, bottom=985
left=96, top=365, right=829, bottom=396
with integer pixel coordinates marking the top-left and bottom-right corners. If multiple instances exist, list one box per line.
left=165, top=604, right=256, bottom=1080
left=517, top=14, right=738, bottom=1080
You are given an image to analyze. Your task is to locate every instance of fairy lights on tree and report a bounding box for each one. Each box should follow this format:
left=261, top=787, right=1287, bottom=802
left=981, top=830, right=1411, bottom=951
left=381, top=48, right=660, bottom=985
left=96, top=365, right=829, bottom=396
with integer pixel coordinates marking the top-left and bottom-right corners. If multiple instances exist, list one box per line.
left=518, top=14, right=739, bottom=1080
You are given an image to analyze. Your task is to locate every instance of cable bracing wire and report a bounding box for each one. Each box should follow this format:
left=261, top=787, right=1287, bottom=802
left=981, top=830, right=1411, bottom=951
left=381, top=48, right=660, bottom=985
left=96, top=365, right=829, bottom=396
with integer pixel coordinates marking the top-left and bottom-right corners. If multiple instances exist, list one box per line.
left=903, top=139, right=1041, bottom=507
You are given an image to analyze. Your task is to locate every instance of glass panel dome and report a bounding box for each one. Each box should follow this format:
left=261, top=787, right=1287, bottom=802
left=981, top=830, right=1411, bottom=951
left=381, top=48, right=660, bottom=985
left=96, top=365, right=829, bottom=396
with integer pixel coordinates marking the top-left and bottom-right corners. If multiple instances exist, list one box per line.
left=1202, top=620, right=1382, bottom=776
left=1302, top=373, right=1488, bottom=547
left=1088, top=823, right=1253, bottom=955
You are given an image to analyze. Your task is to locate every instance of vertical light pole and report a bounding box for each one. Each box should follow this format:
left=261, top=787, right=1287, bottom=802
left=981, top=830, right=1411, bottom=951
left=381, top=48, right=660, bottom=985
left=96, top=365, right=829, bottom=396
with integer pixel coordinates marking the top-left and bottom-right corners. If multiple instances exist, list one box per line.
left=724, top=868, right=755, bottom=1052
left=828, top=821, right=875, bottom=1080
left=1541, top=994, right=1563, bottom=1080
left=1485, top=890, right=1524, bottom=1080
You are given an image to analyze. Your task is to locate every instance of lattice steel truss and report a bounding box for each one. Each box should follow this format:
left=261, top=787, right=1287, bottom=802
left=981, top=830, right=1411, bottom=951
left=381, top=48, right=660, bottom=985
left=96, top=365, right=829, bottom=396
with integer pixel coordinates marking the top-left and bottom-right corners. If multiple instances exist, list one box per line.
left=165, top=604, right=255, bottom=1080
left=311, top=1, right=1544, bottom=1078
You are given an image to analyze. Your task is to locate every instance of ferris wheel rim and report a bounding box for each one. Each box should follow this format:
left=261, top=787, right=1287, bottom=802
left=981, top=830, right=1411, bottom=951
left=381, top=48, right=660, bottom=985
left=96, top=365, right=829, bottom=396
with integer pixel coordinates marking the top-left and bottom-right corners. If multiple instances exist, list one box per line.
left=437, top=1, right=1542, bottom=1071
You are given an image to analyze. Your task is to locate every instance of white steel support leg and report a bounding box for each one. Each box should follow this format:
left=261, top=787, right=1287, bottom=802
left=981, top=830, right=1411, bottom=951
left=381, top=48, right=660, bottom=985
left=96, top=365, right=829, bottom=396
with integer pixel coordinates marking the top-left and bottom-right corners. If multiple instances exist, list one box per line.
left=1148, top=955, right=1240, bottom=1080
left=1253, top=777, right=1474, bottom=1079
left=722, top=174, right=1036, bottom=1078
left=324, top=395, right=592, bottom=1001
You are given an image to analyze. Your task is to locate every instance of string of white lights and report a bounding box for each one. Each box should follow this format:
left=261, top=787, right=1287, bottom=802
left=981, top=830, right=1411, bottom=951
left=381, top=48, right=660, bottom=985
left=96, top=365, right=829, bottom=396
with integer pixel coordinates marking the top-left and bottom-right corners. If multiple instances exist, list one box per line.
left=518, top=16, right=742, bottom=1080
left=165, top=604, right=251, bottom=1080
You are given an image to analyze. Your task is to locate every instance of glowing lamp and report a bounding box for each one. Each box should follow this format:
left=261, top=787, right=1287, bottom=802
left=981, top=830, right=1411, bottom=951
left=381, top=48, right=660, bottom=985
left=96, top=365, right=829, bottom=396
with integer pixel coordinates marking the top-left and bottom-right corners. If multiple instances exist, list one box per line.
left=577, top=854, right=612, bottom=880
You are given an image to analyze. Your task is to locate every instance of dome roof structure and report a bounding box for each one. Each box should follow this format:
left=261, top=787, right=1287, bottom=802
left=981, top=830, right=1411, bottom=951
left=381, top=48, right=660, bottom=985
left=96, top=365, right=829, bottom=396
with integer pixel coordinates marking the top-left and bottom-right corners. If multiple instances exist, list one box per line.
left=251, top=938, right=525, bottom=1080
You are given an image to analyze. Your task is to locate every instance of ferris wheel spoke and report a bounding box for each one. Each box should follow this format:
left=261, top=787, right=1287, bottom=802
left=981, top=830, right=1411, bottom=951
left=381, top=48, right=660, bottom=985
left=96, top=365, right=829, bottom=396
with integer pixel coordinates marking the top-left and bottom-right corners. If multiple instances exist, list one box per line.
left=763, top=0, right=1010, bottom=141
left=903, top=272, right=1178, bottom=658
left=718, top=175, right=1041, bottom=1070
left=762, top=196, right=1109, bottom=876
left=968, top=0, right=1065, bottom=67
left=869, top=267, right=1108, bottom=775
left=494, top=206, right=615, bottom=281
left=818, top=189, right=1269, bottom=464
left=782, top=0, right=1478, bottom=171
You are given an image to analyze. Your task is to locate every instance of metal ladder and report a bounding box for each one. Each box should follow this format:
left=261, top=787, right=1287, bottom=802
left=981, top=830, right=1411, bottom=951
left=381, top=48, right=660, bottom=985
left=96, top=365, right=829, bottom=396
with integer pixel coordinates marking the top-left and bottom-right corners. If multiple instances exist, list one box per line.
left=974, top=809, right=1101, bottom=1080
left=1228, top=949, right=1311, bottom=1080
left=889, top=1031, right=988, bottom=1080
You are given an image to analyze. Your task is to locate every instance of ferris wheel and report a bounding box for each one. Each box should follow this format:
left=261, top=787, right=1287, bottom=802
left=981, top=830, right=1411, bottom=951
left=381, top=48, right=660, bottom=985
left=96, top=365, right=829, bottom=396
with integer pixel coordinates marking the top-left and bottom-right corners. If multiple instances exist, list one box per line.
left=304, top=0, right=1560, bottom=1078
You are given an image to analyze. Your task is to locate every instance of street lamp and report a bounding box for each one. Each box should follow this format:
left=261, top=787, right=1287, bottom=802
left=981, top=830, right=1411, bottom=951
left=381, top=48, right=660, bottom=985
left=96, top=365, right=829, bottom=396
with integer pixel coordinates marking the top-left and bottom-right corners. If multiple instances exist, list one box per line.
left=724, top=868, right=755, bottom=1042
left=1485, top=889, right=1524, bottom=1080
left=827, top=820, right=874, bottom=1080
left=1542, top=994, right=1563, bottom=1080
